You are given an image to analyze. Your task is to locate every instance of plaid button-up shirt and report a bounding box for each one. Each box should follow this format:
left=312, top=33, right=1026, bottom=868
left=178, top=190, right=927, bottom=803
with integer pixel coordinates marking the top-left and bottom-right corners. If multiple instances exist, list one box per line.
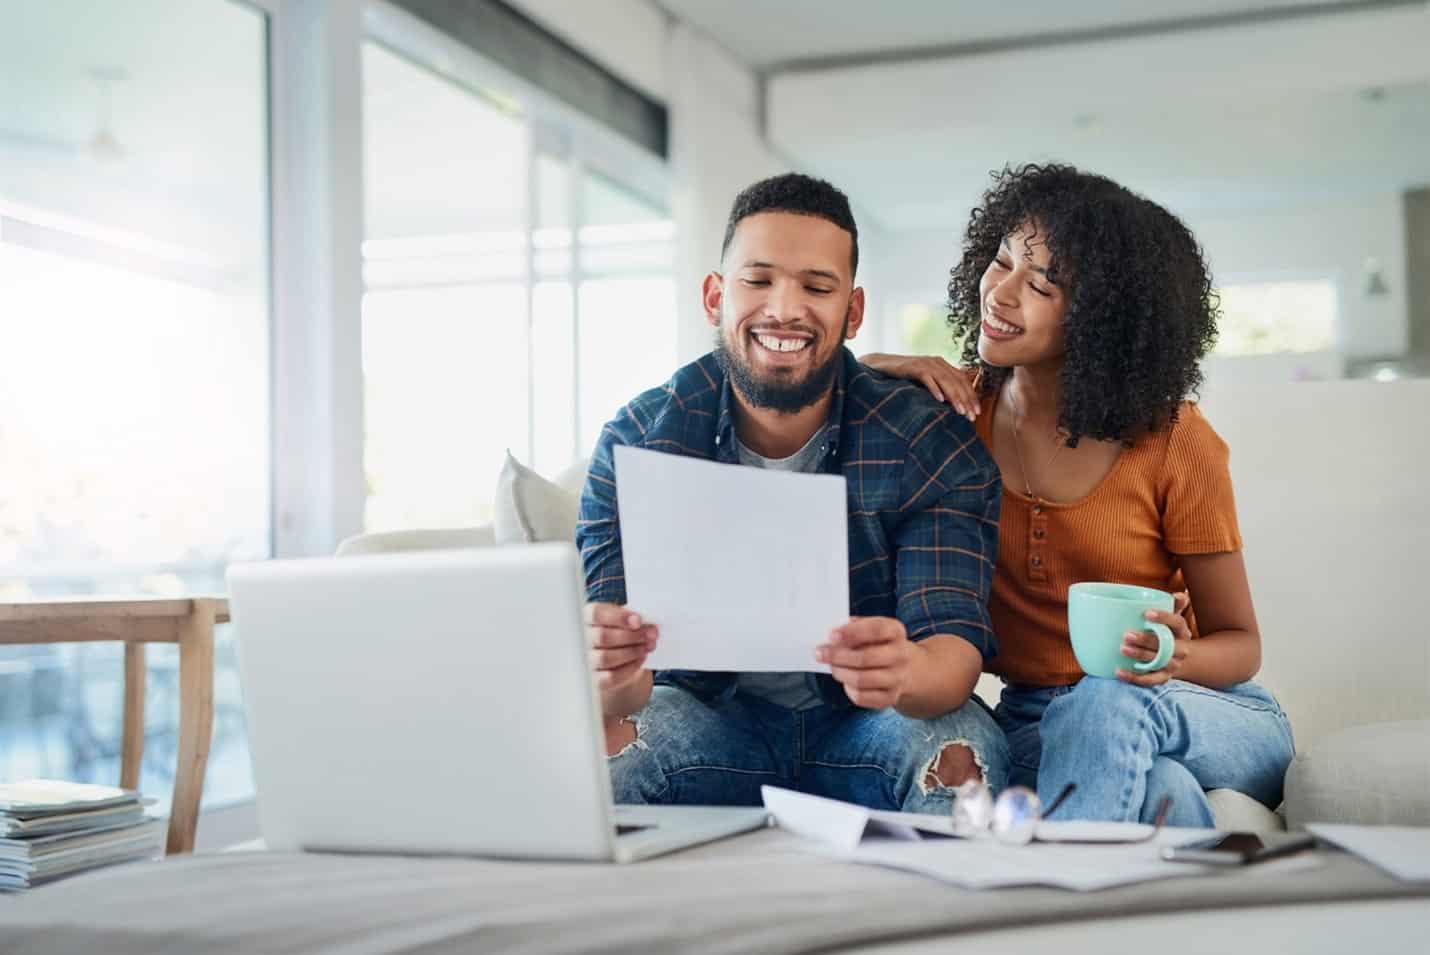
left=577, top=348, right=1001, bottom=706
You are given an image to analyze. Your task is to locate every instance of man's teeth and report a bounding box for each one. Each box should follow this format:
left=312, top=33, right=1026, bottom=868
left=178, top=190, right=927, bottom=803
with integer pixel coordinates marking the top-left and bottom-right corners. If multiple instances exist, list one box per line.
left=755, top=333, right=810, bottom=353
left=986, top=316, right=1022, bottom=335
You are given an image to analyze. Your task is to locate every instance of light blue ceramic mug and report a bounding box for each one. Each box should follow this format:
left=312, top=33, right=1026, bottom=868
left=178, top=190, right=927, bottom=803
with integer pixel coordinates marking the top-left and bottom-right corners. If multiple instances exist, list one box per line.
left=1067, top=583, right=1174, bottom=678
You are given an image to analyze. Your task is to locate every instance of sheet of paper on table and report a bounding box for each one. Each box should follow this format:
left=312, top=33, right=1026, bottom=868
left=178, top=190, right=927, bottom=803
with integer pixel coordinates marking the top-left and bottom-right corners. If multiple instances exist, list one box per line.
left=1309, top=824, right=1430, bottom=882
left=761, top=785, right=1220, bottom=892
left=614, top=445, right=848, bottom=672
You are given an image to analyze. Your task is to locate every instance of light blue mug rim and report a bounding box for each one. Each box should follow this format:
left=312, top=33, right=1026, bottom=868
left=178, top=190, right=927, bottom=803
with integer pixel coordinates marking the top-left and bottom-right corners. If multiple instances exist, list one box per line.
left=1068, top=582, right=1173, bottom=607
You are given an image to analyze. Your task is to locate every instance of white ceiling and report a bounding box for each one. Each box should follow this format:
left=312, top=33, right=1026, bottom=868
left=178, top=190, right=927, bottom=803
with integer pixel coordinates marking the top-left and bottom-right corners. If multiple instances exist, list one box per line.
left=655, top=0, right=1357, bottom=69
left=755, top=1, right=1430, bottom=229
left=800, top=81, right=1430, bottom=231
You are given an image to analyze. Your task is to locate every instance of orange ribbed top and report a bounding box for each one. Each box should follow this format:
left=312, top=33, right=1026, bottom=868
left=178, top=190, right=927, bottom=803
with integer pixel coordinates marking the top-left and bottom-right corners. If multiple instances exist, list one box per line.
left=976, top=397, right=1242, bottom=688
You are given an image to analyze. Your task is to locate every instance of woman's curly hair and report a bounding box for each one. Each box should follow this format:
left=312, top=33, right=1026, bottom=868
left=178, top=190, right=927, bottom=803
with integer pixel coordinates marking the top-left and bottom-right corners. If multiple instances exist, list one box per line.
left=947, top=163, right=1220, bottom=446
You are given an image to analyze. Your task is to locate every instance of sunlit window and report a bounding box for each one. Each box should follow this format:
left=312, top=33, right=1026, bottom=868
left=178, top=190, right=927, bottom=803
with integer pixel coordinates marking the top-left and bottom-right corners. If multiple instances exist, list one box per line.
left=361, top=45, right=674, bottom=530
left=577, top=172, right=676, bottom=454
left=899, top=304, right=962, bottom=363
left=1214, top=279, right=1338, bottom=356
left=0, top=0, right=269, bottom=811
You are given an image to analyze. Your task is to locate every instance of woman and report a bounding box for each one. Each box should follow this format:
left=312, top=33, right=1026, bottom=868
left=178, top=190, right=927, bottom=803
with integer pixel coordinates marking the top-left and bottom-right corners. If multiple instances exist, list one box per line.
left=864, top=163, right=1293, bottom=827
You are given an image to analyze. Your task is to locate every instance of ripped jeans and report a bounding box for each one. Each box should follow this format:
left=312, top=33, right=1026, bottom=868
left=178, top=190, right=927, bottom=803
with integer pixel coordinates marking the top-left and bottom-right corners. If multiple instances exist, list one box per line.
left=608, top=684, right=1010, bottom=813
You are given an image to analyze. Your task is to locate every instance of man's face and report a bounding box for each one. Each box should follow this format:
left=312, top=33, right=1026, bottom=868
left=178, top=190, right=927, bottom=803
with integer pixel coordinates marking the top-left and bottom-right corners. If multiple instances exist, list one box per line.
left=705, top=211, right=864, bottom=414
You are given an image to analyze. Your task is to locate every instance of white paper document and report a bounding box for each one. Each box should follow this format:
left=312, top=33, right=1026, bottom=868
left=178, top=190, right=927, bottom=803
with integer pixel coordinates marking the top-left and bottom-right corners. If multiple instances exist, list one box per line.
left=1309, top=824, right=1430, bottom=881
left=847, top=834, right=1215, bottom=892
left=761, top=785, right=956, bottom=853
left=614, top=446, right=848, bottom=672
left=762, top=785, right=1215, bottom=892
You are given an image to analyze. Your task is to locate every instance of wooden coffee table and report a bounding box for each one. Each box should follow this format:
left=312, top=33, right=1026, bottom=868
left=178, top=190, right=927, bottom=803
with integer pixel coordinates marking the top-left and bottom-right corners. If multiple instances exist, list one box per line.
left=0, top=596, right=228, bottom=854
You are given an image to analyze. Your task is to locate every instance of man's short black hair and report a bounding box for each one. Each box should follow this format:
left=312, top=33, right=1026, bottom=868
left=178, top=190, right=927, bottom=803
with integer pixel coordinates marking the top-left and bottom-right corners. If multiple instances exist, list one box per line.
left=720, top=173, right=859, bottom=276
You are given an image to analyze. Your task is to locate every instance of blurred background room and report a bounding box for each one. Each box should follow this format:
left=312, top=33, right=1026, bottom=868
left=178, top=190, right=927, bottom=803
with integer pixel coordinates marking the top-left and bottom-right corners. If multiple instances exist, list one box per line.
left=1, top=0, right=1427, bottom=847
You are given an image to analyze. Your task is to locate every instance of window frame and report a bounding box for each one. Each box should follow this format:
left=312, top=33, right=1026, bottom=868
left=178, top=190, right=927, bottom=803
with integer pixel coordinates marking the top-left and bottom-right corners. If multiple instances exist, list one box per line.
left=355, top=0, right=674, bottom=513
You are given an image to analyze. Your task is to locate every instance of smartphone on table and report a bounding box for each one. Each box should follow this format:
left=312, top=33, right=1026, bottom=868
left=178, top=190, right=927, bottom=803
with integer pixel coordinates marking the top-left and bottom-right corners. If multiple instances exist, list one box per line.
left=1161, top=831, right=1317, bottom=866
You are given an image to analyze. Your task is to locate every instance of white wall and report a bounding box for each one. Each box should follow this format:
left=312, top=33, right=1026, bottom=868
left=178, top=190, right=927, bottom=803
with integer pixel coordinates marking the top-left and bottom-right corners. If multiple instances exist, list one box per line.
left=1186, top=195, right=1410, bottom=360
left=666, top=23, right=785, bottom=362
left=1198, top=381, right=1430, bottom=747
left=864, top=226, right=955, bottom=311
left=1199, top=352, right=1345, bottom=393
left=854, top=227, right=950, bottom=354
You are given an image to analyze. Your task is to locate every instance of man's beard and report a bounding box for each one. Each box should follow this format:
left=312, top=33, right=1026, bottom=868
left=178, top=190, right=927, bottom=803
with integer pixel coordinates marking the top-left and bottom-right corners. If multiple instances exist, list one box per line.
left=713, top=316, right=847, bottom=414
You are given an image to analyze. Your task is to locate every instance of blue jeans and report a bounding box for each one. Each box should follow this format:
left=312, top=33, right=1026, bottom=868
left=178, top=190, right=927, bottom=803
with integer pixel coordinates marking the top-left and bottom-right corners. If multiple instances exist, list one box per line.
left=610, top=684, right=1011, bottom=813
left=997, top=678, right=1295, bottom=828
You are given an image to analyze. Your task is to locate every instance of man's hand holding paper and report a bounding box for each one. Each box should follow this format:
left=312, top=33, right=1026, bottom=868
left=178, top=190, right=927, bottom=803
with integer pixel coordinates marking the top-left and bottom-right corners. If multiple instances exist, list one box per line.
left=815, top=617, right=917, bottom=710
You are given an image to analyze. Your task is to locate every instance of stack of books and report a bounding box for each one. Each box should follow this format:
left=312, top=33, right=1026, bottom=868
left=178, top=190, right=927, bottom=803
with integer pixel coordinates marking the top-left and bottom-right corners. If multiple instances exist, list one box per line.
left=0, top=779, right=164, bottom=891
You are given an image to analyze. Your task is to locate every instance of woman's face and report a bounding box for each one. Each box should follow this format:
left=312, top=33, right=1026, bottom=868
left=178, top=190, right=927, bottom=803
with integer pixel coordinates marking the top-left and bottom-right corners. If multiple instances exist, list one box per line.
left=976, top=223, right=1069, bottom=370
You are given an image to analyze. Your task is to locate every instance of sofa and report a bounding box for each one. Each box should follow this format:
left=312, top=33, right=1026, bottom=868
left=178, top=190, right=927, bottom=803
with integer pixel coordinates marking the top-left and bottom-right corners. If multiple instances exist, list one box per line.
left=338, top=379, right=1430, bottom=832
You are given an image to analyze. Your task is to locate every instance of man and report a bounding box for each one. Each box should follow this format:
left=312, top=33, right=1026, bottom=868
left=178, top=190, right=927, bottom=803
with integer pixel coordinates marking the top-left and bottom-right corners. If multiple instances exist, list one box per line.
left=577, top=173, right=1009, bottom=812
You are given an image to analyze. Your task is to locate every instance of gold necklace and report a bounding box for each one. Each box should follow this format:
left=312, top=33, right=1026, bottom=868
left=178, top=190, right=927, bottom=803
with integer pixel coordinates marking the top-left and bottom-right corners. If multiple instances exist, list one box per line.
left=1006, top=383, right=1065, bottom=502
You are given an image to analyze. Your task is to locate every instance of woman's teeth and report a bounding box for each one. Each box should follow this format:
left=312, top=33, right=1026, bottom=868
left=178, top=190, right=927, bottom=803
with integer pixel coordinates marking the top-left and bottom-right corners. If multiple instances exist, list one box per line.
left=755, top=333, right=810, bottom=352
left=986, top=316, right=1022, bottom=335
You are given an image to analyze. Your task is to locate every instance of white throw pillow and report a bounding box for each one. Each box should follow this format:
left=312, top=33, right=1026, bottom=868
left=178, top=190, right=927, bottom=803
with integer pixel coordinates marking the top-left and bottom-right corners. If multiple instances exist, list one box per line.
left=553, top=458, right=592, bottom=497
left=493, top=451, right=582, bottom=544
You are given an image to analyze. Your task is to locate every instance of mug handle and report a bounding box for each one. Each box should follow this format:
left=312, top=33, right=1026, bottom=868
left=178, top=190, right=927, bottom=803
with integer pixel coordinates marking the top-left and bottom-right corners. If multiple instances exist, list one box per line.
left=1131, top=622, right=1174, bottom=672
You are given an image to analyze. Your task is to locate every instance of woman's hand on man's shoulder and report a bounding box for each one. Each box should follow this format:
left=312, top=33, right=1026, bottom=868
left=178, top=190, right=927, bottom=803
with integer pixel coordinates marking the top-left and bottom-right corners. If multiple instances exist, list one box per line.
left=862, top=353, right=979, bottom=421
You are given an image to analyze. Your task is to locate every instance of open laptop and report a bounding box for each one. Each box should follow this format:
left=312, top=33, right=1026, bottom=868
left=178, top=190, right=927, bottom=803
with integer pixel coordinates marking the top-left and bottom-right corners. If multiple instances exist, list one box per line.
left=226, top=543, right=768, bottom=862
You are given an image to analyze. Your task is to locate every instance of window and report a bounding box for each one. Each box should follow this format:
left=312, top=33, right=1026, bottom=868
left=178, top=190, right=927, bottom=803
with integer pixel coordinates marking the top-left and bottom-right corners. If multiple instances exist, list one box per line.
left=899, top=304, right=963, bottom=363
left=360, top=42, right=531, bottom=532
left=0, top=0, right=269, bottom=811
left=1214, top=279, right=1338, bottom=356
left=0, top=2, right=674, bottom=826
left=576, top=172, right=676, bottom=453
left=361, top=44, right=674, bottom=530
